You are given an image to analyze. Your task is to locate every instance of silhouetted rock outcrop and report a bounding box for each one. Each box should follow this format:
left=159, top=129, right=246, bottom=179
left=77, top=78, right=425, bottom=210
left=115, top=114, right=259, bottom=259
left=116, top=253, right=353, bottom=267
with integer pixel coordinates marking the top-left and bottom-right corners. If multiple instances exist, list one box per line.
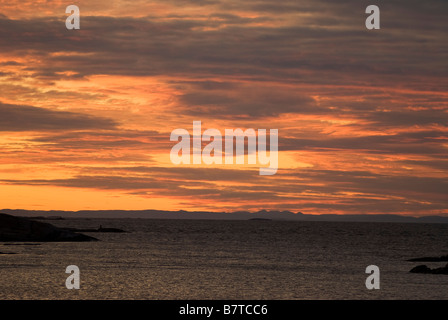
left=0, top=213, right=98, bottom=242
left=410, top=264, right=448, bottom=275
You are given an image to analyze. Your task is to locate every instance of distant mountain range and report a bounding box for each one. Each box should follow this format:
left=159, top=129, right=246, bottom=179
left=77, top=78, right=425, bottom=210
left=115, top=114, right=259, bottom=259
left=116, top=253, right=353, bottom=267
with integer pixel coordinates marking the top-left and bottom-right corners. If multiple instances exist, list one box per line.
left=1, top=209, right=448, bottom=223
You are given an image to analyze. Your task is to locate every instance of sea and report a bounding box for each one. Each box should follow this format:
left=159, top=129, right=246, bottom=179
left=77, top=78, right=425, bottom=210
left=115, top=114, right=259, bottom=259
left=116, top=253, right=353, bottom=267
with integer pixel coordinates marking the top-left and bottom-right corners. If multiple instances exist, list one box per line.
left=0, top=219, right=447, bottom=300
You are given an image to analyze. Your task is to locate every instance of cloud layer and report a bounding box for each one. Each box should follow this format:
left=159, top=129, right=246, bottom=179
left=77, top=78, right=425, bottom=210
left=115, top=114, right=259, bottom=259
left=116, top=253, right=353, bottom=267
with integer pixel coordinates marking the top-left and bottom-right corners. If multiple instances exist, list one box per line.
left=0, top=0, right=446, bottom=215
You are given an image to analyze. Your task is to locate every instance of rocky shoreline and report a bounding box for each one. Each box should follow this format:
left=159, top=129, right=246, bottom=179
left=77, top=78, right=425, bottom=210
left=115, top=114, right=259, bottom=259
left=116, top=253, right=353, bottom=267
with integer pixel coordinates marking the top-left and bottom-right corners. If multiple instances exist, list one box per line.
left=0, top=213, right=98, bottom=242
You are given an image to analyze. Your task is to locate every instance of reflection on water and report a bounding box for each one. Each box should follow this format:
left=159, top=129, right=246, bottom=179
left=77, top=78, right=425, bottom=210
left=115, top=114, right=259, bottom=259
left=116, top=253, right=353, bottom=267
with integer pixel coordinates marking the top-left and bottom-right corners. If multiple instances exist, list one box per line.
left=1, top=219, right=447, bottom=299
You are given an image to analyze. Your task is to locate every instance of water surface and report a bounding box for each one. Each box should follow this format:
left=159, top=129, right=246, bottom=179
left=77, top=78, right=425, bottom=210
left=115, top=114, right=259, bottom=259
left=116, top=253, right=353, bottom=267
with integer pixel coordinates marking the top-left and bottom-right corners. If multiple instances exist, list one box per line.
left=1, top=219, right=447, bottom=299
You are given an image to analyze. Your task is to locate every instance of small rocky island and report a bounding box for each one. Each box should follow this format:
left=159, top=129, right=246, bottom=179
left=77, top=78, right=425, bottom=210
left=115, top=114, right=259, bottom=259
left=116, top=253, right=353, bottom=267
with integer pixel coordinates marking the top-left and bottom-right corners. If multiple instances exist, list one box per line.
left=407, top=254, right=448, bottom=275
left=0, top=213, right=98, bottom=242
left=410, top=264, right=448, bottom=275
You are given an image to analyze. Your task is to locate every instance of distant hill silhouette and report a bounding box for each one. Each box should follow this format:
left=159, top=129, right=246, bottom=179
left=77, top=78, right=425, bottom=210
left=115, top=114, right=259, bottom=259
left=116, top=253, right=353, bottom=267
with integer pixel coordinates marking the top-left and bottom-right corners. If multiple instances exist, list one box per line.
left=1, top=209, right=448, bottom=223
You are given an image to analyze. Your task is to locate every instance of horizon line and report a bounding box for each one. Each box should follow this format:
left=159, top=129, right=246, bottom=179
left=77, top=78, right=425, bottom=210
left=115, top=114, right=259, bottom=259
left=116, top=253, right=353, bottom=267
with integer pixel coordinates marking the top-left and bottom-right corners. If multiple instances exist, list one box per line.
left=2, top=208, right=448, bottom=223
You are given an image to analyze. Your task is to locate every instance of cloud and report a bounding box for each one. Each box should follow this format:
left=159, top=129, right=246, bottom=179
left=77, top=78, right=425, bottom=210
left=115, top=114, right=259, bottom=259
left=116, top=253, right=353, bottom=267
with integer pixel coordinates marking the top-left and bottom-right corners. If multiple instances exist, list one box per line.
left=0, top=102, right=117, bottom=131
left=366, top=110, right=448, bottom=128
left=0, top=0, right=446, bottom=214
left=0, top=0, right=446, bottom=83
left=280, top=130, right=448, bottom=155
left=0, top=61, right=22, bottom=66
left=30, top=130, right=168, bottom=152
left=178, top=83, right=318, bottom=117
left=1, top=165, right=446, bottom=214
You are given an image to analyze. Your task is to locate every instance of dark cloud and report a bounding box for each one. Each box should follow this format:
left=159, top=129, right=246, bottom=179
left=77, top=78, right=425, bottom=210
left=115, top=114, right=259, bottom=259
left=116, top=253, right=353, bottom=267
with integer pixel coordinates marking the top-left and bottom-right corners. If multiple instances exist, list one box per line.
left=0, top=102, right=117, bottom=131
left=179, top=84, right=318, bottom=117
left=0, top=0, right=446, bottom=214
left=401, top=159, right=448, bottom=171
left=287, top=169, right=448, bottom=197
left=0, top=0, right=446, bottom=83
left=0, top=60, right=22, bottom=66
left=80, top=166, right=263, bottom=182
left=366, top=110, right=448, bottom=128
left=4, top=165, right=446, bottom=204
left=30, top=129, right=168, bottom=151
left=280, top=130, right=448, bottom=155
left=0, top=0, right=444, bottom=122
left=1, top=165, right=447, bottom=214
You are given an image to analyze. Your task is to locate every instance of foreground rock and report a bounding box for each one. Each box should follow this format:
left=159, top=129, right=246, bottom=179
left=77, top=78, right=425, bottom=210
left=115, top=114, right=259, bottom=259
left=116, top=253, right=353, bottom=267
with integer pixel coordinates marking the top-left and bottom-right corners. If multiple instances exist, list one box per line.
left=0, top=213, right=98, bottom=242
left=410, top=264, right=448, bottom=275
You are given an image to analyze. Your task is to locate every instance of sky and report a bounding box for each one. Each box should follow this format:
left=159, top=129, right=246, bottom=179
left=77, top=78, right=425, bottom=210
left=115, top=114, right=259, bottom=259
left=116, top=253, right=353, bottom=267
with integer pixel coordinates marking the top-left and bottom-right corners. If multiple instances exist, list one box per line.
left=0, top=0, right=447, bottom=216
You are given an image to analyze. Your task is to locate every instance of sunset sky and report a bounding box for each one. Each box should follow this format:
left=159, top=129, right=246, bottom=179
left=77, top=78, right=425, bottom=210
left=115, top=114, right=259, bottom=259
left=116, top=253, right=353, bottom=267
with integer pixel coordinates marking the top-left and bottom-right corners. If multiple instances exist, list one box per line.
left=0, top=0, right=447, bottom=216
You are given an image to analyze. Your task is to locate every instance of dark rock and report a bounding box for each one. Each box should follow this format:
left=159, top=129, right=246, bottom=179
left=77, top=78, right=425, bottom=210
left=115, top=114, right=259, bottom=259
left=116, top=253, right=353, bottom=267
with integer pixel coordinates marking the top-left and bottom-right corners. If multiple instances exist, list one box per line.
left=410, top=265, right=432, bottom=273
left=433, top=266, right=448, bottom=274
left=27, top=216, right=65, bottom=221
left=96, top=227, right=126, bottom=233
left=0, top=251, right=17, bottom=255
left=63, top=227, right=127, bottom=233
left=407, top=255, right=448, bottom=262
left=0, top=213, right=98, bottom=242
left=410, top=264, right=448, bottom=275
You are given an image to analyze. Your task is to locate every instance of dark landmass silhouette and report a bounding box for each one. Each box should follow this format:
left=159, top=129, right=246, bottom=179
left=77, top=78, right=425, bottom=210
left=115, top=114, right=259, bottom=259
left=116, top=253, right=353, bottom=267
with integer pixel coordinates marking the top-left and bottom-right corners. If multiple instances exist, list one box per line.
left=1, top=209, right=448, bottom=223
left=410, top=264, right=448, bottom=275
left=0, top=213, right=98, bottom=242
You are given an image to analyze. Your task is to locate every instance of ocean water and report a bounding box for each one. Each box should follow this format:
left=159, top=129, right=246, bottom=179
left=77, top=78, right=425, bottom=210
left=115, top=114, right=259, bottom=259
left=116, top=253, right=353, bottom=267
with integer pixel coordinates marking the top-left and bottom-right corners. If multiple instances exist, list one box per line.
left=0, top=219, right=447, bottom=300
